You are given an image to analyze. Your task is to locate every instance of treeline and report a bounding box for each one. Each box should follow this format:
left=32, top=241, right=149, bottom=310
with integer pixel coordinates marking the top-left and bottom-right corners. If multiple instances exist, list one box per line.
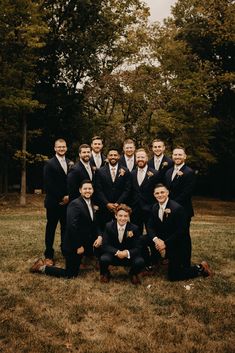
left=0, top=0, right=234, bottom=202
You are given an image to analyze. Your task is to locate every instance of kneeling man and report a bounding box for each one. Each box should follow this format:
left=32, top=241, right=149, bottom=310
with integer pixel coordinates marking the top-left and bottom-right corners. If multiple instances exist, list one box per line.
left=30, top=180, right=102, bottom=278
left=146, top=184, right=212, bottom=281
left=99, top=204, right=144, bottom=284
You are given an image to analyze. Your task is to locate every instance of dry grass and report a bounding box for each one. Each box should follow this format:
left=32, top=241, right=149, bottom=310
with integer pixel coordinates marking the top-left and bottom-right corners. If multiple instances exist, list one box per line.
left=0, top=194, right=234, bottom=353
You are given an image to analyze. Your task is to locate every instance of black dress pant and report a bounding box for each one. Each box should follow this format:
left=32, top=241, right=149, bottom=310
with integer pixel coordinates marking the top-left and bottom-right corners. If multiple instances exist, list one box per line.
left=100, top=253, right=145, bottom=276
left=45, top=252, right=81, bottom=278
left=44, top=205, right=67, bottom=259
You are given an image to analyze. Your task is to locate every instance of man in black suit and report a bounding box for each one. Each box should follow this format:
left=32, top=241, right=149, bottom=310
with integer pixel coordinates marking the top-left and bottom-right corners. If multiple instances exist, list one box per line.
left=95, top=148, right=131, bottom=230
left=90, top=136, right=106, bottom=171
left=30, top=181, right=102, bottom=278
left=99, top=204, right=145, bottom=284
left=164, top=146, right=196, bottom=232
left=130, top=148, right=161, bottom=234
left=68, top=144, right=95, bottom=201
left=119, top=138, right=136, bottom=172
left=146, top=184, right=212, bottom=281
left=43, top=138, right=73, bottom=265
left=148, top=139, right=173, bottom=181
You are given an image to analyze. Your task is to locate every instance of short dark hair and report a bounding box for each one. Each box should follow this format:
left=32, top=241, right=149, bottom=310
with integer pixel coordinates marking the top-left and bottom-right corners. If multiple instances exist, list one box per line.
left=115, top=203, right=132, bottom=215
left=107, top=147, right=120, bottom=154
left=152, top=138, right=165, bottom=146
left=79, top=179, right=93, bottom=188
left=79, top=144, right=91, bottom=153
left=154, top=183, right=168, bottom=191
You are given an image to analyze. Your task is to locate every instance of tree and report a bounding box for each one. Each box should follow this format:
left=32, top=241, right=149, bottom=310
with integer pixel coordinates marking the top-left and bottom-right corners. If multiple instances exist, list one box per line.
left=0, top=0, right=48, bottom=203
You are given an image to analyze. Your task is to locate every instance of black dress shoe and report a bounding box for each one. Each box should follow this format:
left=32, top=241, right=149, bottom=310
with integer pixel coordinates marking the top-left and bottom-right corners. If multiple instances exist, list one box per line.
left=130, top=274, right=141, bottom=285
left=100, top=274, right=110, bottom=283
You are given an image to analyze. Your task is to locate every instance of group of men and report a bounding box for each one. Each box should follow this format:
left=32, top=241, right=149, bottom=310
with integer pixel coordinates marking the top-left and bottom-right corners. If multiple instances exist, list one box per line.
left=30, top=136, right=212, bottom=284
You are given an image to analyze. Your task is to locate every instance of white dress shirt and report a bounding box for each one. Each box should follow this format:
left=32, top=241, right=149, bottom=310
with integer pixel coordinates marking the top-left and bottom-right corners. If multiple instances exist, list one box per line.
left=171, top=163, right=184, bottom=180
left=154, top=155, right=163, bottom=171
left=56, top=154, right=67, bottom=174
left=81, top=160, right=93, bottom=180
left=84, top=198, right=94, bottom=220
left=124, top=155, right=135, bottom=171
left=92, top=151, right=102, bottom=168
left=109, top=164, right=118, bottom=182
left=137, top=165, right=147, bottom=185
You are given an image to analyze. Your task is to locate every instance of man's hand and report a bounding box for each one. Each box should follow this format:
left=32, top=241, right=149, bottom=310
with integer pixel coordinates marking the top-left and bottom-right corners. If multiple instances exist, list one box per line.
left=106, top=203, right=117, bottom=212
left=115, top=250, right=128, bottom=259
left=154, top=238, right=166, bottom=252
left=77, top=246, right=84, bottom=255
left=93, top=236, right=102, bottom=248
left=59, top=195, right=69, bottom=205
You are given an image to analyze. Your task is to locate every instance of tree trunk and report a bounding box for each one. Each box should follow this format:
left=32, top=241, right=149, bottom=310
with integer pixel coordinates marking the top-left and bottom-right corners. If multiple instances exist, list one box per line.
left=20, top=115, right=27, bottom=206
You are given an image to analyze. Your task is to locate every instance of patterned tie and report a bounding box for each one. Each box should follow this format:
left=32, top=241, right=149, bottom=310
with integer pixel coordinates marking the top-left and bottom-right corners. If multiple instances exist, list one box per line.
left=138, top=169, right=145, bottom=185
left=171, top=167, right=179, bottom=181
left=61, top=158, right=67, bottom=174
left=158, top=206, right=164, bottom=222
left=111, top=167, right=116, bottom=182
left=118, top=227, right=125, bottom=243
left=86, top=164, right=93, bottom=180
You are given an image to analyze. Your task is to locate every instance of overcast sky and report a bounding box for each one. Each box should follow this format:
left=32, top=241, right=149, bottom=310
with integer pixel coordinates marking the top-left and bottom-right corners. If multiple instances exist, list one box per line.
left=144, top=0, right=176, bottom=22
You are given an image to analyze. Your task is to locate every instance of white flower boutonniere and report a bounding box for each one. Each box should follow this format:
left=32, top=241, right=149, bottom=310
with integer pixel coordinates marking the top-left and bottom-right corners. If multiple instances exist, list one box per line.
left=93, top=205, right=99, bottom=212
left=118, top=168, right=126, bottom=177
left=92, top=166, right=97, bottom=172
left=127, top=231, right=134, bottom=238
left=147, top=171, right=154, bottom=178
left=161, top=161, right=168, bottom=168
left=176, top=170, right=184, bottom=177
left=68, top=161, right=74, bottom=170
left=164, top=208, right=171, bottom=218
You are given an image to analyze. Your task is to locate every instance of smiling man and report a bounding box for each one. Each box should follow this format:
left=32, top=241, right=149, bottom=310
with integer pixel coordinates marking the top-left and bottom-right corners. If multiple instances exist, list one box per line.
left=99, top=204, right=144, bottom=284
left=30, top=180, right=102, bottom=278
left=146, top=184, right=212, bottom=281
left=148, top=139, right=173, bottom=180
left=95, top=148, right=131, bottom=230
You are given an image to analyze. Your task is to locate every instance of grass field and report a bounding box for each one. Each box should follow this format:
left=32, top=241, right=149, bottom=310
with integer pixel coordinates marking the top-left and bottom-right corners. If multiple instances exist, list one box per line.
left=0, top=195, right=234, bottom=353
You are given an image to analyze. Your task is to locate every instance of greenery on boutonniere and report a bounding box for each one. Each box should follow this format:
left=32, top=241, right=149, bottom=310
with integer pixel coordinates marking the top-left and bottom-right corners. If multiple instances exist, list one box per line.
left=127, top=230, right=134, bottom=238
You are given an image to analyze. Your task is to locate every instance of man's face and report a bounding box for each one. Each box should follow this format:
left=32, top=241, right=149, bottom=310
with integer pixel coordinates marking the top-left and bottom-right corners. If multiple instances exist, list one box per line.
left=154, top=186, right=169, bottom=204
left=107, top=150, right=120, bottom=166
left=116, top=209, right=129, bottom=226
left=54, top=141, right=67, bottom=157
left=152, top=141, right=165, bottom=157
left=79, top=148, right=91, bottom=162
left=123, top=143, right=135, bottom=157
left=172, top=148, right=186, bottom=165
left=91, top=139, right=103, bottom=154
left=79, top=183, right=94, bottom=199
left=136, top=151, right=148, bottom=168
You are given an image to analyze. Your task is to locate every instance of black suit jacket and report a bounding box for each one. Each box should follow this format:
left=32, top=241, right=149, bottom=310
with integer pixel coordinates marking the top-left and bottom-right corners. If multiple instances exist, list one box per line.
left=95, top=164, right=131, bottom=208
left=67, top=161, right=95, bottom=201
left=102, top=220, right=141, bottom=258
left=164, top=164, right=195, bottom=218
left=90, top=153, right=106, bottom=170
left=146, top=199, right=188, bottom=258
left=44, top=156, right=72, bottom=208
left=148, top=155, right=173, bottom=181
left=63, top=196, right=99, bottom=253
left=130, top=167, right=161, bottom=212
left=119, top=155, right=136, bottom=171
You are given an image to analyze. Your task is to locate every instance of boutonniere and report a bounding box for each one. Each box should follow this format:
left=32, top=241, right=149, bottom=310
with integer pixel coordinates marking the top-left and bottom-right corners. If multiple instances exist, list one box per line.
left=93, top=205, right=99, bottom=212
left=176, top=170, right=183, bottom=177
left=147, top=171, right=154, bottom=178
left=118, top=168, right=126, bottom=177
left=164, top=208, right=171, bottom=218
left=91, top=165, right=97, bottom=172
left=161, top=161, right=168, bottom=168
left=127, top=230, right=134, bottom=238
left=68, top=161, right=74, bottom=170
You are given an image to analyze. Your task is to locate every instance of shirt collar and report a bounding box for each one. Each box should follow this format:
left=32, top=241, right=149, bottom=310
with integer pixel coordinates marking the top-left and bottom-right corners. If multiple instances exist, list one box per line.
left=159, top=198, right=169, bottom=210
left=138, top=165, right=148, bottom=173
left=56, top=154, right=65, bottom=162
left=174, top=163, right=184, bottom=170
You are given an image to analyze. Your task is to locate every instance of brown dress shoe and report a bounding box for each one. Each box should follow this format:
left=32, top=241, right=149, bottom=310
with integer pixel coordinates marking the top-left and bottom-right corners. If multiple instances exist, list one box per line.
left=100, top=274, right=110, bottom=283
left=200, top=261, right=213, bottom=277
left=130, top=274, right=141, bottom=285
left=44, top=258, right=54, bottom=266
left=30, top=258, right=45, bottom=273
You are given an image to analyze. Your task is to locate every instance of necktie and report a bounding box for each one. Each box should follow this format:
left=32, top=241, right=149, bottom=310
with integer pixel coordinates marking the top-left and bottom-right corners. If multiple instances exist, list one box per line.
left=127, top=158, right=133, bottom=172
left=87, top=201, right=93, bottom=220
left=155, top=158, right=160, bottom=171
left=61, top=159, right=67, bottom=174
left=95, top=154, right=101, bottom=168
left=138, top=169, right=145, bottom=185
left=171, top=167, right=179, bottom=181
left=86, top=164, right=93, bottom=180
left=158, top=206, right=164, bottom=221
left=111, top=167, right=116, bottom=182
left=118, top=227, right=125, bottom=243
